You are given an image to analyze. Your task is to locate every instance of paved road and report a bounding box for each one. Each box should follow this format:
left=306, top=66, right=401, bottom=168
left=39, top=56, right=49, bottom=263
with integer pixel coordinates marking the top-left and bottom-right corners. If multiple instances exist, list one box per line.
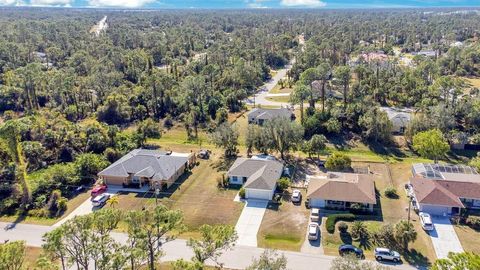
left=429, top=216, right=464, bottom=259
left=1, top=221, right=419, bottom=270
left=235, top=200, right=268, bottom=247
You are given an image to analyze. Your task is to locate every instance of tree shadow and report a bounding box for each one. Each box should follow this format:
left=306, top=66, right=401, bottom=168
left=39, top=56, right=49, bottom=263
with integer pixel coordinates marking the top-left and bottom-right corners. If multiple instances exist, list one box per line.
left=211, top=156, right=236, bottom=172
left=402, top=248, right=431, bottom=268
left=340, top=232, right=352, bottom=244
left=365, top=140, right=406, bottom=161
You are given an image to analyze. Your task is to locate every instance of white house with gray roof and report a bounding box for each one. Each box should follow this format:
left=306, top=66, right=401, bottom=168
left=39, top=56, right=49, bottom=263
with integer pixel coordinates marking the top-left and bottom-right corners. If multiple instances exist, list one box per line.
left=228, top=158, right=283, bottom=200
left=247, top=107, right=294, bottom=126
left=380, top=107, right=413, bottom=134
left=98, top=149, right=195, bottom=189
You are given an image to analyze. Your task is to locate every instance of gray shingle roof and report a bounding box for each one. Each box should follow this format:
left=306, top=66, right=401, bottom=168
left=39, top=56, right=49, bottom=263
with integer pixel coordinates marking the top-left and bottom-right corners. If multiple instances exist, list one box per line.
left=247, top=108, right=293, bottom=121
left=228, top=158, right=283, bottom=190
left=98, top=149, right=188, bottom=180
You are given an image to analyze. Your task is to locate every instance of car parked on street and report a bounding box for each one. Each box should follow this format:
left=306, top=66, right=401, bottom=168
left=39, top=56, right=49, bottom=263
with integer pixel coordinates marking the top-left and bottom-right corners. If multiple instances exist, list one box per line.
left=91, top=185, right=107, bottom=198
left=310, top=208, right=320, bottom=222
left=374, top=247, right=401, bottom=262
left=419, top=212, right=434, bottom=231
left=339, top=244, right=364, bottom=258
left=291, top=189, right=302, bottom=203
left=308, top=223, right=319, bottom=241
left=92, top=194, right=110, bottom=208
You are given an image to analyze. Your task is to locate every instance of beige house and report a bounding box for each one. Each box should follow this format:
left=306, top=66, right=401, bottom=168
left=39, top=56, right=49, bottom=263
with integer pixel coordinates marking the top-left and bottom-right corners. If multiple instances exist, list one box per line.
left=98, top=149, right=195, bottom=190
left=307, top=172, right=377, bottom=212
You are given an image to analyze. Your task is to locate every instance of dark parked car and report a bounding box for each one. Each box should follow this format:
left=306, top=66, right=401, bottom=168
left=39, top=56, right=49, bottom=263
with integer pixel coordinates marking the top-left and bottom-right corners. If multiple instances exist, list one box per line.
left=339, top=244, right=364, bottom=259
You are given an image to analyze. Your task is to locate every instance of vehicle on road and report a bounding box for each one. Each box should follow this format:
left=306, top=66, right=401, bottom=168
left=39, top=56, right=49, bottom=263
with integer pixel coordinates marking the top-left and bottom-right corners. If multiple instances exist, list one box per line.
left=339, top=244, right=364, bottom=258
left=374, top=247, right=401, bottom=262
left=92, top=194, right=110, bottom=207
left=419, top=212, right=434, bottom=231
left=310, top=208, right=320, bottom=222
left=91, top=185, right=107, bottom=197
left=308, top=223, right=319, bottom=241
left=291, top=189, right=302, bottom=203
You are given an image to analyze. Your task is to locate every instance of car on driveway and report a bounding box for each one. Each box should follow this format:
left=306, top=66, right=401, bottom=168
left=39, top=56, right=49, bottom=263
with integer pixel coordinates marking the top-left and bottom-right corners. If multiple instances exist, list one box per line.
left=92, top=194, right=110, bottom=208
left=374, top=247, right=401, bottom=262
left=339, top=244, right=364, bottom=258
left=308, top=223, right=319, bottom=241
left=91, top=185, right=107, bottom=197
left=419, top=212, right=434, bottom=231
left=291, top=189, right=302, bottom=203
left=310, top=208, right=320, bottom=222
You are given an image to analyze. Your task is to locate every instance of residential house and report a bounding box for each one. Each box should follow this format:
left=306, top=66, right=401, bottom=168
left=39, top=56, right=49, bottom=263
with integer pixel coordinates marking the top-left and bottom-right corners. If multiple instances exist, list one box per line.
left=409, top=163, right=480, bottom=215
left=413, top=50, right=436, bottom=57
left=306, top=172, right=377, bottom=212
left=247, top=107, right=295, bottom=126
left=380, top=107, right=413, bottom=134
left=228, top=157, right=283, bottom=200
left=98, top=149, right=195, bottom=190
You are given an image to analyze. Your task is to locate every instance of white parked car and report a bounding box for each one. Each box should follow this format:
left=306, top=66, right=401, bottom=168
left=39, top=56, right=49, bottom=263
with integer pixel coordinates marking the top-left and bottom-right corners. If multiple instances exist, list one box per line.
left=308, top=223, right=319, bottom=241
left=92, top=194, right=110, bottom=207
left=374, top=247, right=401, bottom=262
left=419, top=212, right=434, bottom=231
left=310, top=208, right=320, bottom=222
left=291, top=189, right=302, bottom=203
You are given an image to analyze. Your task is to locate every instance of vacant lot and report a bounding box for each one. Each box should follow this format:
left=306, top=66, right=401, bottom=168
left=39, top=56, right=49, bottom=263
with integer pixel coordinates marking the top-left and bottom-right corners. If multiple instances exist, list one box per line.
left=257, top=190, right=310, bottom=251
left=321, top=162, right=436, bottom=267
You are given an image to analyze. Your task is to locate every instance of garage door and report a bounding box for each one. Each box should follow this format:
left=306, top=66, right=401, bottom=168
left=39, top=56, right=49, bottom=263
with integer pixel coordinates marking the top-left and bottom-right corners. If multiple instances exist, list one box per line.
left=246, top=189, right=273, bottom=200
left=309, top=199, right=325, bottom=208
left=420, top=204, right=451, bottom=216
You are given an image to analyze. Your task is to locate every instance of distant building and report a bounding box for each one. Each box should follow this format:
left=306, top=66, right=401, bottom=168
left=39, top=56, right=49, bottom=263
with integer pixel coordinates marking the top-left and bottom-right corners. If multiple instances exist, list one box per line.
left=413, top=50, right=436, bottom=57
left=380, top=107, right=413, bottom=134
left=247, top=107, right=295, bottom=126
left=409, top=163, right=480, bottom=215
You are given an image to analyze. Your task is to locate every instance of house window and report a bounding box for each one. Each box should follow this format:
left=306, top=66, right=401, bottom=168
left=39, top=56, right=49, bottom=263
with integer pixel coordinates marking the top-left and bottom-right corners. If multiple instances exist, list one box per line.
left=232, top=176, right=238, bottom=182
left=242, top=177, right=247, bottom=183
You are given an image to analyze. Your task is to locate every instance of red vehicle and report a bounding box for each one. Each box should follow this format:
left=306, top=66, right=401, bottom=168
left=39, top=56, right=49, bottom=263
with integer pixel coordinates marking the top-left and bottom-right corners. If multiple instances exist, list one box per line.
left=91, top=185, right=107, bottom=197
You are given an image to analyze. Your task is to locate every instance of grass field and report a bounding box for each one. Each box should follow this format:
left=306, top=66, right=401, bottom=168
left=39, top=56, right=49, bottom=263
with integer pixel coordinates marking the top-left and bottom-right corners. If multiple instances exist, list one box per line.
left=266, top=95, right=291, bottom=103
left=257, top=191, right=309, bottom=251
left=270, top=84, right=293, bottom=94
left=454, top=225, right=480, bottom=254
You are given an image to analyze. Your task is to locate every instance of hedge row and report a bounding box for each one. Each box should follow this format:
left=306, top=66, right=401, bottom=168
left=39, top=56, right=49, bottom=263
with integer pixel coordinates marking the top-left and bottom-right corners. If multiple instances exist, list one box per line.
left=326, top=213, right=356, bottom=233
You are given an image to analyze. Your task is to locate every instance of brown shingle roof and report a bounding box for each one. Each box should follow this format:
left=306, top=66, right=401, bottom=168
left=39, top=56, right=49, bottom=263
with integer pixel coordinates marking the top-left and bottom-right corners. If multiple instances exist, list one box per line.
left=410, top=177, right=466, bottom=208
left=306, top=173, right=376, bottom=204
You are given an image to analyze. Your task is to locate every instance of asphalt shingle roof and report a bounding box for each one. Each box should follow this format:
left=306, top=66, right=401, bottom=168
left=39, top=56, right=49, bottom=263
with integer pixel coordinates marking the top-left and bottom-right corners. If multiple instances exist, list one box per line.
left=228, top=158, right=283, bottom=190
left=247, top=108, right=293, bottom=121
left=98, top=149, right=188, bottom=180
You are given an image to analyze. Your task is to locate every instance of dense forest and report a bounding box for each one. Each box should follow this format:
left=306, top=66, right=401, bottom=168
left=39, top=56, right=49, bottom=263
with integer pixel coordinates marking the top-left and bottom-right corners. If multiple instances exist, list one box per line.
left=1, top=7, right=480, bottom=217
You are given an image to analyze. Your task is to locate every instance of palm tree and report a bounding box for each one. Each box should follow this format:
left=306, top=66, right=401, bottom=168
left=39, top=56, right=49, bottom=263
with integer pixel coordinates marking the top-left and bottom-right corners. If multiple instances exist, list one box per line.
left=334, top=65, right=351, bottom=109
left=107, top=196, right=119, bottom=208
left=350, top=221, right=369, bottom=240
left=394, top=220, right=417, bottom=251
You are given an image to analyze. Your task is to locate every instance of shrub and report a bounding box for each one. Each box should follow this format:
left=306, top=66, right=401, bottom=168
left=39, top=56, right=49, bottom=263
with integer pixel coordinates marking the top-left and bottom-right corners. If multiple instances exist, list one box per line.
left=338, top=222, right=349, bottom=233
left=384, top=187, right=398, bottom=199
left=163, top=115, right=173, bottom=129
left=216, top=174, right=229, bottom=188
left=277, top=177, right=290, bottom=192
left=239, top=188, right=246, bottom=199
left=325, top=152, right=351, bottom=171
left=326, top=213, right=355, bottom=233
left=466, top=216, right=480, bottom=230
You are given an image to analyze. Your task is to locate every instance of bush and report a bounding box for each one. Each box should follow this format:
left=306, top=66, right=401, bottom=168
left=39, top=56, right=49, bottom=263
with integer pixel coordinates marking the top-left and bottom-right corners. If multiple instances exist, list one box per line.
left=466, top=216, right=480, bottom=230
left=216, top=174, right=229, bottom=188
left=338, top=222, right=349, bottom=233
left=384, top=187, right=398, bottom=199
left=239, top=188, right=246, bottom=199
left=277, top=177, right=290, bottom=192
left=326, top=213, right=356, bottom=233
left=325, top=152, right=351, bottom=171
left=350, top=221, right=369, bottom=240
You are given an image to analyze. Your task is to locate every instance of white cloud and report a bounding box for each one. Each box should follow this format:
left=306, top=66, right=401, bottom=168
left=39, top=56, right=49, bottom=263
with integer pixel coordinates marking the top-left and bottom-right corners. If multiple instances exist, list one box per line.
left=245, top=0, right=268, bottom=8
left=280, top=0, right=326, bottom=7
left=0, top=0, right=18, bottom=5
left=88, top=0, right=156, bottom=8
left=29, top=0, right=72, bottom=6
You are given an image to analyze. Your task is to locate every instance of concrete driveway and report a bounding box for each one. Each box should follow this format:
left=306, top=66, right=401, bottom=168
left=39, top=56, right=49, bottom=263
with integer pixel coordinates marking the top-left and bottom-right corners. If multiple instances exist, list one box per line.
left=301, top=219, right=324, bottom=254
left=428, top=216, right=464, bottom=259
left=235, top=200, right=268, bottom=247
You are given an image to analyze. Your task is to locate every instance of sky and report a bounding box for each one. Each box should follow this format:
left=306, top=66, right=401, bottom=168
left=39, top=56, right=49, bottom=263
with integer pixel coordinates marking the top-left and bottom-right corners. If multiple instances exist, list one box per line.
left=0, top=0, right=478, bottom=9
